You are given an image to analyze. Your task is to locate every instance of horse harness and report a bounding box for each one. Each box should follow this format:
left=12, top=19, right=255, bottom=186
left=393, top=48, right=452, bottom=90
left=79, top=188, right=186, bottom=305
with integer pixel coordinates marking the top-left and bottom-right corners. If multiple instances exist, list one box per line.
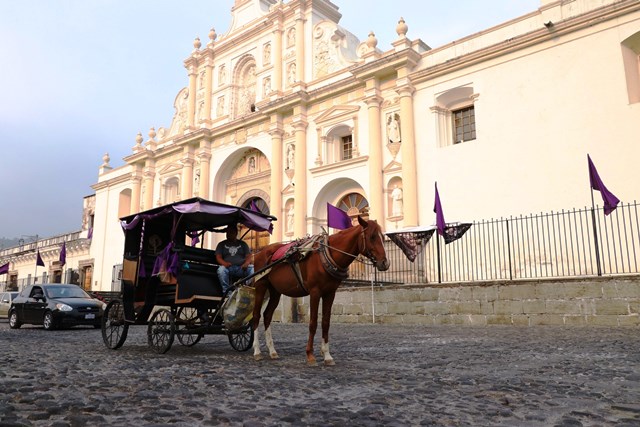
left=263, top=228, right=372, bottom=295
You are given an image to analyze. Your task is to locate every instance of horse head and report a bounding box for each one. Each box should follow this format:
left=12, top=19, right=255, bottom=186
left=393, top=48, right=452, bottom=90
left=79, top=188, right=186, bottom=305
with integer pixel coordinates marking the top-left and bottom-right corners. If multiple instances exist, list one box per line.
left=357, top=216, right=390, bottom=271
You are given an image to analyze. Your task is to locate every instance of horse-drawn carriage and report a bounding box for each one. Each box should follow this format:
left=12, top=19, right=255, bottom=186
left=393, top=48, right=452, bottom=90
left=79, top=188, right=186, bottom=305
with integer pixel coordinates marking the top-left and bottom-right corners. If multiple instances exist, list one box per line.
left=101, top=197, right=276, bottom=354
left=102, top=196, right=391, bottom=365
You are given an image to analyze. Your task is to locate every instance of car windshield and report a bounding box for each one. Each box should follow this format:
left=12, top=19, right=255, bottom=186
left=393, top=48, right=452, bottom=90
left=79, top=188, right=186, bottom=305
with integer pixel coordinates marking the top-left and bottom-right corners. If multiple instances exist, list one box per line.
left=45, top=286, right=90, bottom=299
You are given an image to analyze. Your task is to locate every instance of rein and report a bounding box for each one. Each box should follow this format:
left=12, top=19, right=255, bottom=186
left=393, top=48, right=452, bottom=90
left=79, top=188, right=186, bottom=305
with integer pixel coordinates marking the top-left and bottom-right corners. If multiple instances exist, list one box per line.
left=318, top=228, right=377, bottom=274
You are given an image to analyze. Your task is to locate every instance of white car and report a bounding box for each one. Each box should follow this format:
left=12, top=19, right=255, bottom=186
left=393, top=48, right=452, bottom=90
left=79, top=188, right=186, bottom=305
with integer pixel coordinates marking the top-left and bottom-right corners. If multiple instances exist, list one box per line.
left=0, top=291, right=19, bottom=318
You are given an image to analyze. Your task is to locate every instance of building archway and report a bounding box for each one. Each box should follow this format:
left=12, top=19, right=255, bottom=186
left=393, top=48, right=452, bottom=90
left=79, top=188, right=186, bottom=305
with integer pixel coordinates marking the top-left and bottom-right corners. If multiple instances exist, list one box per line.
left=311, top=178, right=369, bottom=234
left=211, top=146, right=272, bottom=249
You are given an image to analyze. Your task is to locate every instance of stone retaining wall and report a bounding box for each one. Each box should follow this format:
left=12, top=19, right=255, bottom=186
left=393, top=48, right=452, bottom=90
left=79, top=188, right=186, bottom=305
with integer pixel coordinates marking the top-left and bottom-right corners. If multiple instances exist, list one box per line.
left=274, top=276, right=640, bottom=326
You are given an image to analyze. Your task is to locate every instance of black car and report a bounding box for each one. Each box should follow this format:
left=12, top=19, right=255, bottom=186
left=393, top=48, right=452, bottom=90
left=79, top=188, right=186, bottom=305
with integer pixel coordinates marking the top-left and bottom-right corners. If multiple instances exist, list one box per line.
left=9, top=284, right=105, bottom=330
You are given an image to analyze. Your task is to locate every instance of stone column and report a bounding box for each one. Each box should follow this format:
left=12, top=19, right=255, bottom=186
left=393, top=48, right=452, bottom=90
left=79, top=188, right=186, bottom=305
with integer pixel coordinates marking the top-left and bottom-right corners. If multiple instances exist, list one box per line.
left=295, top=17, right=305, bottom=83
left=143, top=160, right=155, bottom=212
left=365, top=89, right=384, bottom=222
left=292, top=111, right=308, bottom=238
left=181, top=146, right=195, bottom=199
left=204, top=59, right=214, bottom=122
left=130, top=166, right=143, bottom=215
left=273, top=27, right=283, bottom=94
left=187, top=65, right=197, bottom=128
left=197, top=141, right=211, bottom=200
left=269, top=124, right=284, bottom=241
left=397, top=81, right=418, bottom=226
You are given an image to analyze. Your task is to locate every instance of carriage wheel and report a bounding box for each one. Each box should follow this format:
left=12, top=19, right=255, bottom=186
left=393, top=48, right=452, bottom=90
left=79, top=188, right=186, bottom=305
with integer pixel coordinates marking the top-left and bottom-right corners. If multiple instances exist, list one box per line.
left=147, top=309, right=176, bottom=354
left=101, top=299, right=129, bottom=350
left=228, top=324, right=254, bottom=352
left=176, top=307, right=203, bottom=347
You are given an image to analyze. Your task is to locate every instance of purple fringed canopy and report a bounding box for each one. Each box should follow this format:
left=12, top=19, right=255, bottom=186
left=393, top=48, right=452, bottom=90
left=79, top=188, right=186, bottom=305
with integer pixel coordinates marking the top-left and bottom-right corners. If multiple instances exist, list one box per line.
left=120, top=198, right=276, bottom=234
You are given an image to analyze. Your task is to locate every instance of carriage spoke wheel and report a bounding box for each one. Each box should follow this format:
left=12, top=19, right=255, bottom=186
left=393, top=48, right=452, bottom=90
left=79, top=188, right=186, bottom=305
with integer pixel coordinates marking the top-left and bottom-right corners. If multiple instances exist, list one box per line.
left=228, top=324, right=254, bottom=352
left=101, top=299, right=129, bottom=350
left=147, top=309, right=176, bottom=354
left=176, top=307, right=203, bottom=347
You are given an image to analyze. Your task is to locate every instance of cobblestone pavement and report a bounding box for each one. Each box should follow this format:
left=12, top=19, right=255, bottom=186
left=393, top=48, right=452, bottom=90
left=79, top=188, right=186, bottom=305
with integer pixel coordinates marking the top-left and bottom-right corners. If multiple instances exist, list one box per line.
left=0, top=320, right=639, bottom=426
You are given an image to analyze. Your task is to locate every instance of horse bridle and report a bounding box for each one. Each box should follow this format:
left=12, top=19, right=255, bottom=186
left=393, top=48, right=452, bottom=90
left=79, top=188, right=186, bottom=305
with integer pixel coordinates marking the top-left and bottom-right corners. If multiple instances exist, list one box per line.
left=321, top=226, right=382, bottom=267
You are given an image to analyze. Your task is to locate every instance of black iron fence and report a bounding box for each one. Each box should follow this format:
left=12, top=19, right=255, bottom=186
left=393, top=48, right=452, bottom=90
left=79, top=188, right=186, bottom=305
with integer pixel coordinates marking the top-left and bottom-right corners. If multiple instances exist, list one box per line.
left=345, top=201, right=640, bottom=286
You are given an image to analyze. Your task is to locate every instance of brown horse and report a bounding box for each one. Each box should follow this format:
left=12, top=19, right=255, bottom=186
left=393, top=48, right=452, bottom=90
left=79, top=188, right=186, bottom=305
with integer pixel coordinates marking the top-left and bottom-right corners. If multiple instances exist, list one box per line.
left=251, top=216, right=389, bottom=365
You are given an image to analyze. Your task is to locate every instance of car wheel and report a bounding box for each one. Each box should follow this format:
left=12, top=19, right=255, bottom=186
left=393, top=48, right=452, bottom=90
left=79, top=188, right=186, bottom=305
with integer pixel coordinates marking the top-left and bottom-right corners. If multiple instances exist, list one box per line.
left=43, top=311, right=57, bottom=331
left=9, top=310, right=21, bottom=329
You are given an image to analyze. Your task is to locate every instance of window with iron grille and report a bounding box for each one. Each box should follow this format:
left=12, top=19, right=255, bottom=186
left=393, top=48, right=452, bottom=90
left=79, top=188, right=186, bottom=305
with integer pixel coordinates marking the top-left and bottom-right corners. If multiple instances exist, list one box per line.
left=452, top=106, right=476, bottom=144
left=341, top=135, right=353, bottom=160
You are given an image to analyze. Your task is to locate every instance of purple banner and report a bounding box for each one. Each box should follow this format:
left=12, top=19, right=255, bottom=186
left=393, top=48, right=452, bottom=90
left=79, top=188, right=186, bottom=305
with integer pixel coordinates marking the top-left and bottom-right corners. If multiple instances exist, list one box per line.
left=588, top=154, right=620, bottom=215
left=327, top=203, right=352, bottom=230
left=434, top=183, right=446, bottom=236
left=59, top=242, right=66, bottom=266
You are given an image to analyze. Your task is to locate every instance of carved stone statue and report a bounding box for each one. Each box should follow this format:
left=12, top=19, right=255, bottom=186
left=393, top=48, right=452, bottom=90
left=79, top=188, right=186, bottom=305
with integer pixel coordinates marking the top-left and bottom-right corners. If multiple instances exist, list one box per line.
left=387, top=113, right=401, bottom=143
left=286, top=144, right=295, bottom=169
left=391, top=185, right=403, bottom=216
left=287, top=204, right=294, bottom=232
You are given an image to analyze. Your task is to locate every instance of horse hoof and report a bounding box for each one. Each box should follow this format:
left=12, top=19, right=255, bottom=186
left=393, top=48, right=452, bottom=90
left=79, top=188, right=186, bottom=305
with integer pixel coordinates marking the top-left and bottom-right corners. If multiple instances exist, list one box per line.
left=254, top=354, right=263, bottom=361
left=307, top=359, right=318, bottom=367
left=324, top=359, right=336, bottom=366
left=270, top=353, right=279, bottom=360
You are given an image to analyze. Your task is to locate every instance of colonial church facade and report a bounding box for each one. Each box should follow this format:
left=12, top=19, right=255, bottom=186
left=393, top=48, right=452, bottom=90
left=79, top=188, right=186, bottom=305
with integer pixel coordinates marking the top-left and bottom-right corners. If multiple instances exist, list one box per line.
left=2, top=0, right=639, bottom=292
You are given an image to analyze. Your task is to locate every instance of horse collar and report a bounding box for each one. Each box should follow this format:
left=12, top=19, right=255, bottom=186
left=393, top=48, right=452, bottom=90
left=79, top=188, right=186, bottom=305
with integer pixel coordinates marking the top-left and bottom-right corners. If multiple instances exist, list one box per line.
left=319, top=235, right=350, bottom=281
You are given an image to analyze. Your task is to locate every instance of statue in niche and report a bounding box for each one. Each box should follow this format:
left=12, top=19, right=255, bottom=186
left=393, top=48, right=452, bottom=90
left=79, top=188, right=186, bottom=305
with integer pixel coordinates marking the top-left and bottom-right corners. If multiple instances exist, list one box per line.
left=263, top=43, right=271, bottom=66
left=248, top=157, right=256, bottom=174
left=263, top=77, right=271, bottom=97
left=391, top=185, right=403, bottom=217
left=287, top=28, right=296, bottom=47
left=387, top=113, right=401, bottom=143
left=286, top=144, right=295, bottom=169
left=287, top=204, right=294, bottom=232
left=217, top=96, right=225, bottom=117
left=194, top=169, right=200, bottom=192
left=199, top=70, right=205, bottom=88
left=288, top=62, right=296, bottom=85
left=237, top=65, right=256, bottom=115
left=219, top=66, right=226, bottom=86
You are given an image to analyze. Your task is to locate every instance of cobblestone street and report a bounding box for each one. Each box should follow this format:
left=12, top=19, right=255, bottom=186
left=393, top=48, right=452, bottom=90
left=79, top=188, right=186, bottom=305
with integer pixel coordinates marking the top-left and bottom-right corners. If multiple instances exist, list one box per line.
left=1, top=320, right=639, bottom=426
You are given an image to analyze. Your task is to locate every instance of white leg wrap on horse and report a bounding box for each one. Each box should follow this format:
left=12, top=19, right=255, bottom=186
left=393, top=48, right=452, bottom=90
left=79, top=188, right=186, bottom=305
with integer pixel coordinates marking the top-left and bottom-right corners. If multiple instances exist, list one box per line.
left=253, top=328, right=262, bottom=360
left=265, top=326, right=278, bottom=359
left=321, top=340, right=334, bottom=365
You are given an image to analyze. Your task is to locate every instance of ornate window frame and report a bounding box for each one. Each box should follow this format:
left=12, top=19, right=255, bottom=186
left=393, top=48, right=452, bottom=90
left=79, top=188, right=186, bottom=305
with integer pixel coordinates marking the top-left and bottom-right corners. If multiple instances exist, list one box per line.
left=431, top=85, right=479, bottom=147
left=312, top=105, right=361, bottom=167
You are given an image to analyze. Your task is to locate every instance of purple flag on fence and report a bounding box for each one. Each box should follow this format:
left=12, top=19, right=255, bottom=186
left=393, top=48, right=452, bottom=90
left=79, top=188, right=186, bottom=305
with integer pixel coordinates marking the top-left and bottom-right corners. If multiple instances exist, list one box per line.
left=87, top=227, right=93, bottom=240
left=433, top=183, right=446, bottom=236
left=0, top=262, right=9, bottom=275
left=250, top=200, right=259, bottom=212
left=327, top=203, right=352, bottom=230
left=588, top=154, right=620, bottom=215
left=36, top=250, right=45, bottom=267
left=59, top=242, right=66, bottom=266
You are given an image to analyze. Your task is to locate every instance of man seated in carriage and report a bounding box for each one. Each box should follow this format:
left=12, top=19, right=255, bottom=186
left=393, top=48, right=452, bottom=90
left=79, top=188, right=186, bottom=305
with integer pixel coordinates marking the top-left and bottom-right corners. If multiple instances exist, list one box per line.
left=215, top=224, right=254, bottom=293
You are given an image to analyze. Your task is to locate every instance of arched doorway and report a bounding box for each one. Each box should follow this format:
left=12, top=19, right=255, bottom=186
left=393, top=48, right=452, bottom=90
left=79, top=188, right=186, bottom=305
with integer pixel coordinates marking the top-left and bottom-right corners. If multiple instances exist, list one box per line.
left=239, top=197, right=272, bottom=252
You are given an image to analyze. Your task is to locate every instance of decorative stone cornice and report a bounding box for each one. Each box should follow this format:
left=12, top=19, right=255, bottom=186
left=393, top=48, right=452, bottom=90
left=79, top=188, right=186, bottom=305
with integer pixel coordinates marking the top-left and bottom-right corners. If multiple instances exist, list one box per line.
left=410, top=0, right=640, bottom=86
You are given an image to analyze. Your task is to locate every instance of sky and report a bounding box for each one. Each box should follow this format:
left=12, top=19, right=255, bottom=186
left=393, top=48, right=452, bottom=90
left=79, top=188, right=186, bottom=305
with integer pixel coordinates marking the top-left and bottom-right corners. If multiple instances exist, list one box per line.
left=0, top=0, right=540, bottom=240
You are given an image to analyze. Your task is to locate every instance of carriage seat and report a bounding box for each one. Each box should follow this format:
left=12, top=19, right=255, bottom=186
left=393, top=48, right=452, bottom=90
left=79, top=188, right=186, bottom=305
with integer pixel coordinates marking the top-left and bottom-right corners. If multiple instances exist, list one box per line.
left=173, top=246, right=223, bottom=304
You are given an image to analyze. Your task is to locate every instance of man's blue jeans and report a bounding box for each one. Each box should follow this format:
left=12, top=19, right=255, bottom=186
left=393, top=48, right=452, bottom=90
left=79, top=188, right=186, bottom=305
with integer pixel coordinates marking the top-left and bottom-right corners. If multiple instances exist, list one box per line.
left=217, top=264, right=254, bottom=293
